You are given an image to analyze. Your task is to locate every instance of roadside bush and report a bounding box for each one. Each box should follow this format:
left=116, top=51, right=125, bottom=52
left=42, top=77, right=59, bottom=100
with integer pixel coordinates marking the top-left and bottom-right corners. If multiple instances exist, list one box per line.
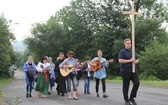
left=139, top=41, right=168, bottom=80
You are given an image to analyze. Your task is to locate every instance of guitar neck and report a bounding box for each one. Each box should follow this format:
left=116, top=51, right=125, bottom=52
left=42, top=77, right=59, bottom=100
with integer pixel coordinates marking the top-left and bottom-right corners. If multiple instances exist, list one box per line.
left=101, top=59, right=113, bottom=64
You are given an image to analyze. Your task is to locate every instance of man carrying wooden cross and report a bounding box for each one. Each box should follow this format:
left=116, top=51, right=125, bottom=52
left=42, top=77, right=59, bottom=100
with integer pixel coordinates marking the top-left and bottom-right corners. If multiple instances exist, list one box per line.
left=118, top=38, right=139, bottom=105
left=118, top=0, right=142, bottom=105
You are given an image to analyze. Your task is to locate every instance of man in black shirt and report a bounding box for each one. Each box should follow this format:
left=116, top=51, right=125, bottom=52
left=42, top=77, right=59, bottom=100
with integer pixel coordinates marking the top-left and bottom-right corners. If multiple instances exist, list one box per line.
left=118, top=38, right=140, bottom=105
left=55, top=52, right=67, bottom=96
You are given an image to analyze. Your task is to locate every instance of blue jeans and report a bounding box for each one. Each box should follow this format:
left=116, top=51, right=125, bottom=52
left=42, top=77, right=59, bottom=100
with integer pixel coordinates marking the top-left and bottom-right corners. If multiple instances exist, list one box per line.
left=84, top=78, right=90, bottom=93
left=67, top=74, right=77, bottom=92
left=25, top=78, right=32, bottom=94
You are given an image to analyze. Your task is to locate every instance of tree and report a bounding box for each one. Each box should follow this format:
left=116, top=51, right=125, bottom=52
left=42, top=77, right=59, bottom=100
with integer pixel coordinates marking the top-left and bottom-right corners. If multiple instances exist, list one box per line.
left=25, top=0, right=168, bottom=77
left=56, top=0, right=100, bottom=59
left=24, top=16, right=67, bottom=61
left=15, top=52, right=23, bottom=68
left=139, top=41, right=168, bottom=80
left=0, top=14, right=16, bottom=77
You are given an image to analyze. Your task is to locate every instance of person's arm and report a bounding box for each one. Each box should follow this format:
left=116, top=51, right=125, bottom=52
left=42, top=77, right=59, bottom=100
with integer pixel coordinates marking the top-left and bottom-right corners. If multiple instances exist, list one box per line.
left=119, top=58, right=134, bottom=64
left=102, top=58, right=109, bottom=67
left=133, top=59, right=139, bottom=64
left=46, top=63, right=51, bottom=72
left=90, top=57, right=97, bottom=66
left=59, top=59, right=67, bottom=68
left=54, top=61, right=59, bottom=72
left=36, top=62, right=43, bottom=72
left=133, top=54, right=139, bottom=64
left=118, top=50, right=137, bottom=64
left=22, top=62, right=28, bottom=72
left=32, top=62, right=37, bottom=71
left=91, top=57, right=96, bottom=62
left=118, top=50, right=131, bottom=64
left=81, top=63, right=87, bottom=72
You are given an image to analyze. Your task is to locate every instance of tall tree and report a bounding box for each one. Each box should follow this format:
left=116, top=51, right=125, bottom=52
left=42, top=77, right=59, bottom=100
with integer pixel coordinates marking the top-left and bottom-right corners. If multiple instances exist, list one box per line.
left=24, top=16, right=67, bottom=61
left=25, top=0, right=168, bottom=77
left=0, top=14, right=16, bottom=77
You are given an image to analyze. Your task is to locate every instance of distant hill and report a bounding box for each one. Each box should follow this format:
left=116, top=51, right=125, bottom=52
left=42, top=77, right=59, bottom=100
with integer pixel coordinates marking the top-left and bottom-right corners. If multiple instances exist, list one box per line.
left=12, top=41, right=27, bottom=53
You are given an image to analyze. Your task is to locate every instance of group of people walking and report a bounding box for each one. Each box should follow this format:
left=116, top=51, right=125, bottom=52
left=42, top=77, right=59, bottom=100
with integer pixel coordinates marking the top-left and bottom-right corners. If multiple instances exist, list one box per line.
left=22, top=38, right=140, bottom=105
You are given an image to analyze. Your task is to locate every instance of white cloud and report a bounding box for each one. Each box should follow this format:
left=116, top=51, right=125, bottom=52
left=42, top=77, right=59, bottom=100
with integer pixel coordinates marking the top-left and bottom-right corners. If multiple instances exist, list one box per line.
left=0, top=0, right=70, bottom=41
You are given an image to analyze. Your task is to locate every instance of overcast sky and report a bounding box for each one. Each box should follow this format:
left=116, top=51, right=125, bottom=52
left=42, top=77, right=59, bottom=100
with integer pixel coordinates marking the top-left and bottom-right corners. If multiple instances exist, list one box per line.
left=0, top=0, right=71, bottom=41
left=0, top=0, right=167, bottom=41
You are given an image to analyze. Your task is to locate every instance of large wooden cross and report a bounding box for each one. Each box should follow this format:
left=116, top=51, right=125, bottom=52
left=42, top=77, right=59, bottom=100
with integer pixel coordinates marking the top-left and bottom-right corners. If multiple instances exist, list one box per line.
left=123, top=0, right=142, bottom=73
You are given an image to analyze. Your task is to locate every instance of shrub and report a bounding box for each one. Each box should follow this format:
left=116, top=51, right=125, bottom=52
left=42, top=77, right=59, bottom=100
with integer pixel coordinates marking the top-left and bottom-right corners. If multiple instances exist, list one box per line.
left=139, top=41, right=168, bottom=80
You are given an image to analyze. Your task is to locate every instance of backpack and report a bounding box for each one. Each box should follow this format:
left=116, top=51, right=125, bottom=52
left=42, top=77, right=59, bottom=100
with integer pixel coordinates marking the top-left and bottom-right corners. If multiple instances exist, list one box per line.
left=27, top=65, right=35, bottom=82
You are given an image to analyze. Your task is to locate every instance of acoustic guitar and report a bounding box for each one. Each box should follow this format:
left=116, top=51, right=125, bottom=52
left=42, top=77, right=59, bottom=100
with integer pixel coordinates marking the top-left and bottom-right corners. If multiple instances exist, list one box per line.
left=91, top=59, right=114, bottom=72
left=60, top=64, right=75, bottom=77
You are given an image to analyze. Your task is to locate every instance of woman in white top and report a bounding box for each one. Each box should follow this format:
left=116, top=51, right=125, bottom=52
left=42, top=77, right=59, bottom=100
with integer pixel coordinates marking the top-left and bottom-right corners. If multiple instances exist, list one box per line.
left=35, top=57, right=50, bottom=98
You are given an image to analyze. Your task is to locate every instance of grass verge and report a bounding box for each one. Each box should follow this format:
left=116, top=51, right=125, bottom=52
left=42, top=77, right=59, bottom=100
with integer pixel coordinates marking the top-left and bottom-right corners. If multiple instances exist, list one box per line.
left=106, top=79, right=168, bottom=88
left=140, top=80, right=168, bottom=88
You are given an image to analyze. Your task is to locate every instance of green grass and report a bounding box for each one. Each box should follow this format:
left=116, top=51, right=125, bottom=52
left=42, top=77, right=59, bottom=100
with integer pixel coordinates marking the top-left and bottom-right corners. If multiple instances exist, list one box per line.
left=0, top=90, right=2, bottom=98
left=107, top=79, right=168, bottom=88
left=0, top=77, right=13, bottom=98
left=140, top=80, right=168, bottom=88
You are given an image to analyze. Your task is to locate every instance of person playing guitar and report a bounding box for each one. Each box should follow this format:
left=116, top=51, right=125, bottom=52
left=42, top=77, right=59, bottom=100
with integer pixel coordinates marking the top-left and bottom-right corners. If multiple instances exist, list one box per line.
left=91, top=50, right=113, bottom=98
left=59, top=51, right=78, bottom=100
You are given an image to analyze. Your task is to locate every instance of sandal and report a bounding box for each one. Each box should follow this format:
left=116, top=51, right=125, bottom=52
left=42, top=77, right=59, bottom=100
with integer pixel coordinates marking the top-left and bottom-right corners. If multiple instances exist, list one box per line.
left=37, top=92, right=41, bottom=98
left=73, top=97, right=78, bottom=100
left=42, top=95, right=48, bottom=98
left=68, top=97, right=72, bottom=100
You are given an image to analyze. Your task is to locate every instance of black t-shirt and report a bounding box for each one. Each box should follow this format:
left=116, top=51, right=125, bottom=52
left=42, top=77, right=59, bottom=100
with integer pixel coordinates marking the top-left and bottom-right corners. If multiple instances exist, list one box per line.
left=118, top=48, right=138, bottom=72
left=55, top=59, right=64, bottom=75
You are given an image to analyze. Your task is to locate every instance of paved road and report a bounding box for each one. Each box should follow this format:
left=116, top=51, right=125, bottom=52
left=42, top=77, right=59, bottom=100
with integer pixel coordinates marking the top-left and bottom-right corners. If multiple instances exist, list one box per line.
left=2, top=71, right=168, bottom=105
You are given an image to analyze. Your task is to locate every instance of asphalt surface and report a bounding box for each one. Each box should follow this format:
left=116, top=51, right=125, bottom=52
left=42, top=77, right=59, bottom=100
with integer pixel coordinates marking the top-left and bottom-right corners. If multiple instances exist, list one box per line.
left=2, top=71, right=168, bottom=105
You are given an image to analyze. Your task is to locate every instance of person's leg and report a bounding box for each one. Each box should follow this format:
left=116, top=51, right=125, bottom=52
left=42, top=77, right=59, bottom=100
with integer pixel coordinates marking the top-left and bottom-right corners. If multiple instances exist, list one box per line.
left=67, top=76, right=72, bottom=99
left=48, top=81, right=51, bottom=95
left=72, top=75, right=78, bottom=100
left=29, top=82, right=33, bottom=97
left=76, top=79, right=79, bottom=95
left=42, top=82, right=49, bottom=98
left=56, top=75, right=60, bottom=95
left=87, top=78, right=91, bottom=94
left=61, top=76, right=67, bottom=96
left=50, top=79, right=52, bottom=90
left=84, top=78, right=87, bottom=94
left=50, top=78, right=55, bottom=93
left=26, top=84, right=29, bottom=97
left=35, top=73, right=42, bottom=97
left=48, top=74, right=51, bottom=95
left=25, top=77, right=29, bottom=97
left=101, top=78, right=106, bottom=93
left=57, top=84, right=60, bottom=95
left=95, top=78, right=100, bottom=97
left=121, top=72, right=131, bottom=102
left=101, top=78, right=108, bottom=98
left=129, top=72, right=140, bottom=105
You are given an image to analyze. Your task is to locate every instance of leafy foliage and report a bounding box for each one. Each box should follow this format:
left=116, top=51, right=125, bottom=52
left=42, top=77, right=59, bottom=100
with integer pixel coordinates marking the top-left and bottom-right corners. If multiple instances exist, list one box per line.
left=24, top=17, right=67, bottom=62
left=24, top=0, right=168, bottom=78
left=139, top=41, right=168, bottom=80
left=0, top=15, right=16, bottom=77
